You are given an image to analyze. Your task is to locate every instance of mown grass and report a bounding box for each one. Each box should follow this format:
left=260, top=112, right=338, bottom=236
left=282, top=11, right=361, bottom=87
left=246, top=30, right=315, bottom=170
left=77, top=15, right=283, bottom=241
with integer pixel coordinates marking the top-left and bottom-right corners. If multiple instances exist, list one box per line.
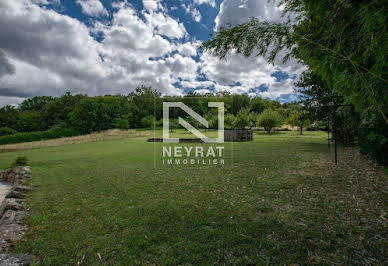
left=0, top=130, right=386, bottom=265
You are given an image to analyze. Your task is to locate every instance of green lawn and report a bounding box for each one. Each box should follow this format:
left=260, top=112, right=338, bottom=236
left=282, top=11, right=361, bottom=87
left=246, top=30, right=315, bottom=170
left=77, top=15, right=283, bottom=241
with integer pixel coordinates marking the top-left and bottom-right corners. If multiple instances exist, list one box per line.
left=0, top=131, right=386, bottom=265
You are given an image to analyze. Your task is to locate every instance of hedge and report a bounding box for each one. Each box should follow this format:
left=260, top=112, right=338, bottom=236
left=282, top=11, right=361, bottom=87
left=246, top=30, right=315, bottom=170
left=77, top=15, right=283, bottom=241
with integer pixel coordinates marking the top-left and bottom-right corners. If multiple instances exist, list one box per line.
left=0, top=127, right=17, bottom=137
left=0, top=128, right=80, bottom=145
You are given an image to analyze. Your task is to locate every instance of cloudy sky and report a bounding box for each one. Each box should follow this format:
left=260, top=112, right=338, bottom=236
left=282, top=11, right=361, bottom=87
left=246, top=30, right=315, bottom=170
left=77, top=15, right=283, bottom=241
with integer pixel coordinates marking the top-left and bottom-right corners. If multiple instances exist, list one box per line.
left=0, top=0, right=304, bottom=107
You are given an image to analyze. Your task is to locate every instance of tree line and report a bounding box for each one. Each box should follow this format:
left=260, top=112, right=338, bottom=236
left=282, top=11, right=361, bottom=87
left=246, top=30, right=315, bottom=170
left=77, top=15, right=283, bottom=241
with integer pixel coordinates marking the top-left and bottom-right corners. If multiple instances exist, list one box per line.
left=0, top=86, right=312, bottom=138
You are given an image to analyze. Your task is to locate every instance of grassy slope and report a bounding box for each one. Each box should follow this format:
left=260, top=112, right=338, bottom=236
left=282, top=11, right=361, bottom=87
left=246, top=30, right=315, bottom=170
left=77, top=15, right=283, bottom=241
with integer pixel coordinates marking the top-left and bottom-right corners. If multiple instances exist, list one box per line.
left=0, top=131, right=386, bottom=265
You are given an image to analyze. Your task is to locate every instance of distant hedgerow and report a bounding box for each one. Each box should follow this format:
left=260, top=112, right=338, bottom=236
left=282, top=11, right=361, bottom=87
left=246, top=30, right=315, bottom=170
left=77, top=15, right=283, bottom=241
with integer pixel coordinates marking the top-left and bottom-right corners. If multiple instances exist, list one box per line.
left=0, top=127, right=17, bottom=137
left=0, top=128, right=80, bottom=145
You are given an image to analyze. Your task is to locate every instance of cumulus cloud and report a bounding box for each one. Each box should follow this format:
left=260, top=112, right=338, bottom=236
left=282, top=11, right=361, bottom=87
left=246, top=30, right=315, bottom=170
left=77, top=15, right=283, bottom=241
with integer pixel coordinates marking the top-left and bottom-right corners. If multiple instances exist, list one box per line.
left=215, top=0, right=284, bottom=30
left=197, top=51, right=300, bottom=99
left=0, top=0, right=195, bottom=105
left=181, top=3, right=202, bottom=23
left=177, top=42, right=198, bottom=57
left=192, top=8, right=202, bottom=22
left=180, top=80, right=214, bottom=89
left=0, top=96, right=25, bottom=107
left=0, top=0, right=303, bottom=107
left=142, top=0, right=164, bottom=12
left=143, top=11, right=187, bottom=39
left=0, top=0, right=107, bottom=98
left=202, top=0, right=305, bottom=99
left=76, top=0, right=108, bottom=17
left=193, top=0, right=216, bottom=8
left=0, top=51, right=15, bottom=78
left=162, top=54, right=198, bottom=81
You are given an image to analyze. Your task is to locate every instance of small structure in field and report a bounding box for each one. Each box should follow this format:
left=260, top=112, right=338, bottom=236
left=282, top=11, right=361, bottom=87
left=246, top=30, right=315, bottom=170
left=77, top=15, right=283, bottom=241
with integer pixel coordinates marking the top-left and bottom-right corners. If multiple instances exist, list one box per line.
left=224, top=129, right=253, bottom=142
left=148, top=129, right=253, bottom=142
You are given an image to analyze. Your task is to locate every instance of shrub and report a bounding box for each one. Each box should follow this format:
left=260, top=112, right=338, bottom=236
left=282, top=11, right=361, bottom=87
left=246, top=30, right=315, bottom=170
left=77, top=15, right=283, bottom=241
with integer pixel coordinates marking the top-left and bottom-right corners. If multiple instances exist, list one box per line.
left=285, top=110, right=310, bottom=135
left=49, top=122, right=68, bottom=131
left=154, top=119, right=163, bottom=128
left=207, top=115, right=218, bottom=129
left=257, top=109, right=282, bottom=133
left=169, top=119, right=179, bottom=132
left=116, top=119, right=129, bottom=130
left=0, top=127, right=17, bottom=136
left=0, top=128, right=80, bottom=145
left=358, top=110, right=388, bottom=166
left=233, top=108, right=252, bottom=129
left=141, top=115, right=156, bottom=129
left=224, top=114, right=236, bottom=129
left=11, top=156, right=29, bottom=167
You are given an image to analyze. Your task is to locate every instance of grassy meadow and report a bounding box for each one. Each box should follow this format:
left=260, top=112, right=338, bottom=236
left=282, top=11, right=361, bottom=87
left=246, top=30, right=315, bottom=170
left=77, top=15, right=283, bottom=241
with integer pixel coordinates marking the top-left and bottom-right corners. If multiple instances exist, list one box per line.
left=0, top=130, right=386, bottom=265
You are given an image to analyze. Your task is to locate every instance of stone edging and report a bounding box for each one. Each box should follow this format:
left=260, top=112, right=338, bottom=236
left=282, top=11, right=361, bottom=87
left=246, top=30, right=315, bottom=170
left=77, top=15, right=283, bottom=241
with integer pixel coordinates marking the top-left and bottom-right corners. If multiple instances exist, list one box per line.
left=0, top=167, right=33, bottom=265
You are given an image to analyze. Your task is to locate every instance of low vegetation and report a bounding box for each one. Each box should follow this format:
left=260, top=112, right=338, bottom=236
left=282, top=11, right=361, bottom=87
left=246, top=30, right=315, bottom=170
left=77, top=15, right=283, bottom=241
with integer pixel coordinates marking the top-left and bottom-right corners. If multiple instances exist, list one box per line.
left=0, top=131, right=386, bottom=264
left=0, top=127, right=17, bottom=136
left=11, top=156, right=29, bottom=167
left=0, top=128, right=79, bottom=145
left=257, top=109, right=283, bottom=133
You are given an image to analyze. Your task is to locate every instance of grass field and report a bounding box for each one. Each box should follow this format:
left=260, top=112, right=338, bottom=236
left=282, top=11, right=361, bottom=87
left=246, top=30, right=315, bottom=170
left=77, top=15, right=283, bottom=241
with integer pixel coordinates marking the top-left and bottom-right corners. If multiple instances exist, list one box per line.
left=0, top=130, right=386, bottom=265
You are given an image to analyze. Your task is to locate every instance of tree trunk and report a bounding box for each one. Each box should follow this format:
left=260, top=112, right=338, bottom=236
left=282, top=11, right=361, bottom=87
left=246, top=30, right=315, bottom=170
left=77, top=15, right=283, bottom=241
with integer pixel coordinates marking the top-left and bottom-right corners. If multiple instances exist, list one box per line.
left=300, top=126, right=303, bottom=135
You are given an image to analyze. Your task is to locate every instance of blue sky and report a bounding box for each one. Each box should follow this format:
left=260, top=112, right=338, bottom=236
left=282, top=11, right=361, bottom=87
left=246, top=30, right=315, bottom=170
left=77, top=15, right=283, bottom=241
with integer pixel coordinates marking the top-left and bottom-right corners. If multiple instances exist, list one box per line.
left=0, top=0, right=304, bottom=107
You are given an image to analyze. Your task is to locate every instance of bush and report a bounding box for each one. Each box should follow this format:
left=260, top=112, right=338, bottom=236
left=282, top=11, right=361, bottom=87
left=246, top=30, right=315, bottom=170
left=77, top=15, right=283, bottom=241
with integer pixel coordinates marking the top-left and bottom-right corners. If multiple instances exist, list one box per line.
left=0, top=127, right=17, bottom=136
left=116, top=119, right=129, bottom=130
left=154, top=119, right=163, bottom=128
left=49, top=122, right=68, bottom=131
left=285, top=110, right=310, bottom=134
left=233, top=108, right=253, bottom=129
left=0, top=128, right=80, bottom=145
left=224, top=114, right=236, bottom=129
left=141, top=115, right=156, bottom=129
left=11, top=156, right=29, bottom=167
left=257, top=109, right=283, bottom=133
left=358, top=110, right=388, bottom=166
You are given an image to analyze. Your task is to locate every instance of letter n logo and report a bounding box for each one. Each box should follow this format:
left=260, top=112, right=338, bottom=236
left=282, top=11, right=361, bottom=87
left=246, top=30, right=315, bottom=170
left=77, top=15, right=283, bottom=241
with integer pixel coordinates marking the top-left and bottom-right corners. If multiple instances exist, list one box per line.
left=163, top=102, right=224, bottom=143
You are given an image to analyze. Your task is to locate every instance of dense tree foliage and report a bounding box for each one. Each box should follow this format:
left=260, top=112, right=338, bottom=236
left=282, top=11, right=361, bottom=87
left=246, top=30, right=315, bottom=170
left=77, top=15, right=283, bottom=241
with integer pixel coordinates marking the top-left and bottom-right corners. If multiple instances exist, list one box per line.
left=286, top=108, right=310, bottom=135
left=0, top=127, right=16, bottom=136
left=201, top=0, right=388, bottom=165
left=0, top=86, right=308, bottom=138
left=257, top=109, right=283, bottom=133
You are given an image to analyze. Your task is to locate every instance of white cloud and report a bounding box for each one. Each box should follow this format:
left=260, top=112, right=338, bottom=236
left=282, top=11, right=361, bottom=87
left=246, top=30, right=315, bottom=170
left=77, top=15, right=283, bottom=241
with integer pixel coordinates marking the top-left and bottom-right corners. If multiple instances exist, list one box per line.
left=0, top=0, right=195, bottom=104
left=0, top=96, right=25, bottom=107
left=181, top=3, right=202, bottom=23
left=162, top=54, right=199, bottom=81
left=0, top=0, right=303, bottom=107
left=193, top=88, right=213, bottom=94
left=192, top=8, right=202, bottom=22
left=177, top=42, right=198, bottom=57
left=144, top=11, right=187, bottom=39
left=32, top=0, right=60, bottom=4
left=0, top=51, right=15, bottom=78
left=142, top=0, right=165, bottom=12
left=193, top=0, right=216, bottom=8
left=215, top=0, right=284, bottom=30
left=180, top=80, right=214, bottom=89
left=76, top=0, right=108, bottom=17
left=198, top=51, right=298, bottom=98
left=197, top=0, right=305, bottom=98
